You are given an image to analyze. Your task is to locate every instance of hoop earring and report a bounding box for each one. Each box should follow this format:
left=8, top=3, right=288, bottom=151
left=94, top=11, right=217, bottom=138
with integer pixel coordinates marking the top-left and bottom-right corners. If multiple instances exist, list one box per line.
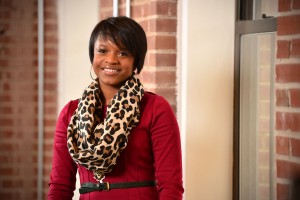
left=132, top=67, right=137, bottom=75
left=90, top=65, right=97, bottom=80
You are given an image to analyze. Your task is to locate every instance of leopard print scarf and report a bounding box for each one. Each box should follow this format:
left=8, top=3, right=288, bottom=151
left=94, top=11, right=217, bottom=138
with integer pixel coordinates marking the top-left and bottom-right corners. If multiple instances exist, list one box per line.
left=67, top=75, right=144, bottom=181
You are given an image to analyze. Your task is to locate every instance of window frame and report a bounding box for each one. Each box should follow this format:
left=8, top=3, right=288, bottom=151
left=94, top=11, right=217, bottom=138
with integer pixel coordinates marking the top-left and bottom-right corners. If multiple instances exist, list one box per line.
left=233, top=0, right=277, bottom=199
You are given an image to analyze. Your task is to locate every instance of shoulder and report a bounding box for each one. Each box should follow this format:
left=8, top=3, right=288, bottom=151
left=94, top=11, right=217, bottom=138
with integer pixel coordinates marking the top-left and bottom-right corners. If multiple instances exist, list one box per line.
left=142, top=91, right=170, bottom=107
left=58, top=99, right=79, bottom=124
left=61, top=99, right=78, bottom=115
left=68, top=99, right=79, bottom=114
left=141, top=92, right=175, bottom=116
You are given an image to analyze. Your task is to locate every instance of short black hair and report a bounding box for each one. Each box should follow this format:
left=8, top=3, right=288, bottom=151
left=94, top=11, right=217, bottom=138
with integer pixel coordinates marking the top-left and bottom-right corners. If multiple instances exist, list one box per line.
left=89, top=16, right=147, bottom=74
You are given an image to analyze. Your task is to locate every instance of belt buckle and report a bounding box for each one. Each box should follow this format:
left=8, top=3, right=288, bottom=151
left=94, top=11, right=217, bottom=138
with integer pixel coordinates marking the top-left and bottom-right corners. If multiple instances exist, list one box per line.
left=99, top=176, right=110, bottom=191
left=103, top=182, right=110, bottom=191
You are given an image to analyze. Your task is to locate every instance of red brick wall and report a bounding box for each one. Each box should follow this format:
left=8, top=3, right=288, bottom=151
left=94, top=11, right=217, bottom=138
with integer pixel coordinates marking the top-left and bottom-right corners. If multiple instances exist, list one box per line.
left=0, top=1, right=38, bottom=199
left=0, top=0, right=58, bottom=199
left=276, top=0, right=300, bottom=199
left=43, top=0, right=58, bottom=199
left=99, top=0, right=178, bottom=112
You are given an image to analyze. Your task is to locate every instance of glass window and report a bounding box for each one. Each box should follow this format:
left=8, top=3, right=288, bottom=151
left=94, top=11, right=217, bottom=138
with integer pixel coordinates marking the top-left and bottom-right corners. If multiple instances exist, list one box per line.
left=259, top=0, right=278, bottom=19
left=239, top=0, right=278, bottom=20
left=239, top=33, right=276, bottom=200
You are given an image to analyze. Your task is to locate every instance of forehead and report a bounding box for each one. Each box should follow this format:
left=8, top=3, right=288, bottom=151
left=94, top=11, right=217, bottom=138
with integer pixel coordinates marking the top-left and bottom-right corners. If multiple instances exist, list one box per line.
left=95, top=35, right=126, bottom=49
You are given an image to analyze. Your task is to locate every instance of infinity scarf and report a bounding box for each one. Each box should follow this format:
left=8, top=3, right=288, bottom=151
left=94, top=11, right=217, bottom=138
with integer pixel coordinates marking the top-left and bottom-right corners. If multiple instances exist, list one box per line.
left=67, top=75, right=144, bottom=181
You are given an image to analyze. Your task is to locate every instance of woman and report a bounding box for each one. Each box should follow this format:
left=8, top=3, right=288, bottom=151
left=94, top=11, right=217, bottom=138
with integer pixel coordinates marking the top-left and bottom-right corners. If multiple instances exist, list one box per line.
left=48, top=16, right=184, bottom=200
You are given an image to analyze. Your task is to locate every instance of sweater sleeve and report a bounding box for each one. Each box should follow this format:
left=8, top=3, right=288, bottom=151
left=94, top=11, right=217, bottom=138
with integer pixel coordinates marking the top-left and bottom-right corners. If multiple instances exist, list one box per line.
left=150, top=95, right=184, bottom=200
left=48, top=101, right=78, bottom=200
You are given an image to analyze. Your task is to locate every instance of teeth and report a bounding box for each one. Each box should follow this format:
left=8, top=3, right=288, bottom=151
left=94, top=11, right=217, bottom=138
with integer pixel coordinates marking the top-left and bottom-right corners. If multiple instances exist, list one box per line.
left=104, top=68, right=117, bottom=72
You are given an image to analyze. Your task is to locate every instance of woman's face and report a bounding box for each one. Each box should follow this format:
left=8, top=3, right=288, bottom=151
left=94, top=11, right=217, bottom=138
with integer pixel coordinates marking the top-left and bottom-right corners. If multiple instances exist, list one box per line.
left=93, top=37, right=134, bottom=89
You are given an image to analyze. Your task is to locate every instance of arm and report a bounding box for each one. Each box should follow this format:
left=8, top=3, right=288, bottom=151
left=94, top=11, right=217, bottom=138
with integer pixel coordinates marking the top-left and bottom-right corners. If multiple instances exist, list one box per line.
left=48, top=101, right=78, bottom=200
left=150, top=96, right=184, bottom=200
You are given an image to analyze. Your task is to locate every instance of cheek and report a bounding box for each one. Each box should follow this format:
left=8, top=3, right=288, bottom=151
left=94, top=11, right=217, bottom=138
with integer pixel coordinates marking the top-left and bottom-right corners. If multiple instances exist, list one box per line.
left=92, top=55, right=100, bottom=65
left=127, top=58, right=135, bottom=69
left=127, top=63, right=135, bottom=74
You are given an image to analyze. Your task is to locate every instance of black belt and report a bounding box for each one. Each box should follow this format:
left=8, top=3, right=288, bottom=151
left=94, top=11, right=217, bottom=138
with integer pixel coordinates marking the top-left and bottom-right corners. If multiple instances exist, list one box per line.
left=79, top=180, right=157, bottom=194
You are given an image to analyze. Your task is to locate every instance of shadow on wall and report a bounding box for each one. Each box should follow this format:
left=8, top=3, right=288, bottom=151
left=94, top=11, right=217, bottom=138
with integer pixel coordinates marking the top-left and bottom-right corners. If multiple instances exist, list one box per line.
left=292, top=173, right=300, bottom=200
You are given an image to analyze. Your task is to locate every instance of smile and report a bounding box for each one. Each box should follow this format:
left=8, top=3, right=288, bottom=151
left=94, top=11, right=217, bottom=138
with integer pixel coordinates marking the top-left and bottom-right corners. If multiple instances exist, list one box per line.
left=102, top=67, right=120, bottom=75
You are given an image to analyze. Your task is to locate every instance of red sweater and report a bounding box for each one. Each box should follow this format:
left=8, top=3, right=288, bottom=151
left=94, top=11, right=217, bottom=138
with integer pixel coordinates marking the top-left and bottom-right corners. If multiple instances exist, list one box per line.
left=48, top=92, right=184, bottom=200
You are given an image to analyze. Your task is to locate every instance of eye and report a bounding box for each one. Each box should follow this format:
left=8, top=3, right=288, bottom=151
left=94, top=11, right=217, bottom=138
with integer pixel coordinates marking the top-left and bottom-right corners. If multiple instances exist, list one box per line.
left=97, top=48, right=107, bottom=54
left=118, top=51, right=130, bottom=57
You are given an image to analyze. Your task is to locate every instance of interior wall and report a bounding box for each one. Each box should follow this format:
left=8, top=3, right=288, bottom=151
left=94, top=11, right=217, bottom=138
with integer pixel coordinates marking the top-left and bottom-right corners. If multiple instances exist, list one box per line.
left=58, top=0, right=99, bottom=110
left=181, top=0, right=235, bottom=199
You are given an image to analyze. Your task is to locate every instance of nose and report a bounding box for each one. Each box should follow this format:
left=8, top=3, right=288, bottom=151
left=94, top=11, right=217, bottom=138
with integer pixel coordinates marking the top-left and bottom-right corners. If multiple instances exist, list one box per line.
left=105, top=53, right=118, bottom=64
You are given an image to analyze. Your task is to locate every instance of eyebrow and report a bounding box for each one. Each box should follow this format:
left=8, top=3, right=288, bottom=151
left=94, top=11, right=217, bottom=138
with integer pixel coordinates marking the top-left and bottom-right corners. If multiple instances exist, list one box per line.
left=97, top=43, right=129, bottom=52
left=97, top=44, right=107, bottom=48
